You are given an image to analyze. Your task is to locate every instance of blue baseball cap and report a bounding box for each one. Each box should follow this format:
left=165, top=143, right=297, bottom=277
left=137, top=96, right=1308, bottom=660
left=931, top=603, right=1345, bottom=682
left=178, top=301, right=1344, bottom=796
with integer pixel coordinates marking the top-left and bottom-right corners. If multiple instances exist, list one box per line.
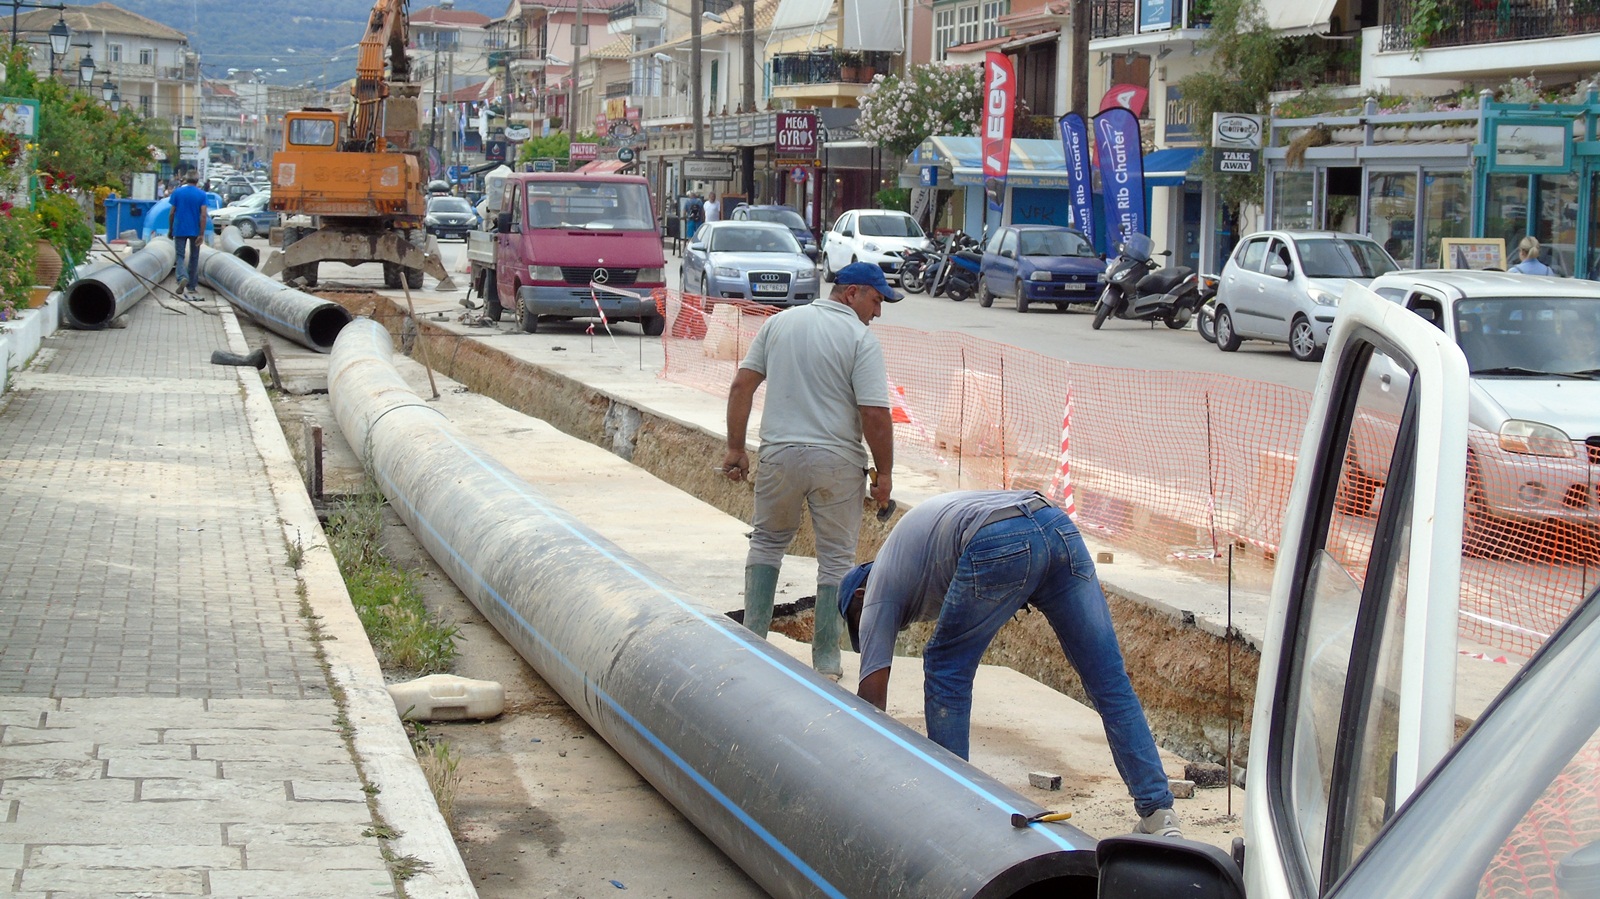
left=834, top=262, right=903, bottom=302
left=838, top=562, right=874, bottom=651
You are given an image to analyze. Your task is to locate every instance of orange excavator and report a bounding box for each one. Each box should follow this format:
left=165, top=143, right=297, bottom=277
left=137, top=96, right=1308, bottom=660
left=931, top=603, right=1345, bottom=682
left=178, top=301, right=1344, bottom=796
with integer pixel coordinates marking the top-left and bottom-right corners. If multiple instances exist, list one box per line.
left=265, top=0, right=453, bottom=290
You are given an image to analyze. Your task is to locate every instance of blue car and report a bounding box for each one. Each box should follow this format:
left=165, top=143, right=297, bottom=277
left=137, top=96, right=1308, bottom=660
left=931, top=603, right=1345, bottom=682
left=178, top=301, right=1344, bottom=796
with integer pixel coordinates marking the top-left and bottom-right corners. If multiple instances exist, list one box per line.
left=978, top=225, right=1104, bottom=312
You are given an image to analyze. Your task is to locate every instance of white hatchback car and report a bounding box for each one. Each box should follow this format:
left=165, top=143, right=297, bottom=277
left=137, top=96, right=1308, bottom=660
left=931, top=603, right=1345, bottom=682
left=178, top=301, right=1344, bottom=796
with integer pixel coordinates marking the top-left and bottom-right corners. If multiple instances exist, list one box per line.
left=820, top=210, right=928, bottom=285
left=1215, top=230, right=1398, bottom=361
left=1349, top=270, right=1600, bottom=551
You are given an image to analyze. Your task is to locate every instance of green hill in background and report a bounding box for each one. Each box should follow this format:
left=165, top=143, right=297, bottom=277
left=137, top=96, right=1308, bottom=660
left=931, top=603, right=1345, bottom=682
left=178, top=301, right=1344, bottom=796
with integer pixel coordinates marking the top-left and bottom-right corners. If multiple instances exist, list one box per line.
left=113, top=0, right=506, bottom=86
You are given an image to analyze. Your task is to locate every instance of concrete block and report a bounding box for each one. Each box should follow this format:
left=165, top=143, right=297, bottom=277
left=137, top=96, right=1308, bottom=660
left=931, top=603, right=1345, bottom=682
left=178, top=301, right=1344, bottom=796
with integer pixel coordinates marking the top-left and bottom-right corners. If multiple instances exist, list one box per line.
left=1028, top=771, right=1062, bottom=791
left=1185, top=761, right=1229, bottom=788
left=1169, top=779, right=1196, bottom=800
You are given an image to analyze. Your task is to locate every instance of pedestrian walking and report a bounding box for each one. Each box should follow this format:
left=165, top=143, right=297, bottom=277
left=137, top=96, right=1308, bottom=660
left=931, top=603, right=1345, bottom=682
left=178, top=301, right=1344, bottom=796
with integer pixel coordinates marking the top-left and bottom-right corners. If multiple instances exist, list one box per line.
left=722, top=262, right=899, bottom=677
left=684, top=193, right=705, bottom=241
left=705, top=192, right=720, bottom=224
left=1509, top=235, right=1556, bottom=275
left=168, top=172, right=209, bottom=298
left=837, top=489, right=1183, bottom=838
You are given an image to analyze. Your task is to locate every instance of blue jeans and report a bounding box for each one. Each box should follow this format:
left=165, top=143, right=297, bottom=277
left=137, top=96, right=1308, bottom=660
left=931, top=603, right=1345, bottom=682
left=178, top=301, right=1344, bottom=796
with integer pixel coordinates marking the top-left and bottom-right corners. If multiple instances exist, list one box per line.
left=174, top=234, right=203, bottom=288
left=922, top=506, right=1175, bottom=816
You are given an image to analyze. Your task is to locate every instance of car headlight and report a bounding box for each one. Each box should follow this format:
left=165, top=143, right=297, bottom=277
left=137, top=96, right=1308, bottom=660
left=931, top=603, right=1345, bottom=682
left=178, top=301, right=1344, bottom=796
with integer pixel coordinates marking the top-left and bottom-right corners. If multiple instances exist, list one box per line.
left=531, top=265, right=562, bottom=280
left=636, top=267, right=663, bottom=282
left=424, top=216, right=439, bottom=226
left=1498, top=420, right=1576, bottom=457
left=1029, top=271, right=1052, bottom=282
left=714, top=266, right=742, bottom=280
left=1307, top=286, right=1340, bottom=306
left=863, top=242, right=881, bottom=253
left=796, top=269, right=819, bottom=283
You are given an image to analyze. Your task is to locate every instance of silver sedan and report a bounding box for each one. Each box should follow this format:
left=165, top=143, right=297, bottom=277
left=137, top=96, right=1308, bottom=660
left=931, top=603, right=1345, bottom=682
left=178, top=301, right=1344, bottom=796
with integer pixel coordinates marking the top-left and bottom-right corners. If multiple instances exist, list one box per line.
left=680, top=222, right=822, bottom=307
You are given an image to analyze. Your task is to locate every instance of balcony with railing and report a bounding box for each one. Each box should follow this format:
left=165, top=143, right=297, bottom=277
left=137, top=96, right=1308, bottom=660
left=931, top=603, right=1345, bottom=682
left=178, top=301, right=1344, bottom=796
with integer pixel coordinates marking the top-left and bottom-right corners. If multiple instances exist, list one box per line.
left=1091, top=0, right=1211, bottom=39
left=1380, top=0, right=1600, bottom=51
left=607, top=0, right=666, bottom=34
left=1270, top=33, right=1362, bottom=91
left=605, top=80, right=632, bottom=99
left=770, top=50, right=895, bottom=99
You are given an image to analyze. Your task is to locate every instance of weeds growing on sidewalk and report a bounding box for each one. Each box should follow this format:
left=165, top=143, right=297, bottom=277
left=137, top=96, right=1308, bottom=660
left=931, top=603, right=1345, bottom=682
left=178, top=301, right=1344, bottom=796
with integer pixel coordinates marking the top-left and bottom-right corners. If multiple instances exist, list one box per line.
left=408, top=720, right=462, bottom=834
left=327, top=483, right=459, bottom=674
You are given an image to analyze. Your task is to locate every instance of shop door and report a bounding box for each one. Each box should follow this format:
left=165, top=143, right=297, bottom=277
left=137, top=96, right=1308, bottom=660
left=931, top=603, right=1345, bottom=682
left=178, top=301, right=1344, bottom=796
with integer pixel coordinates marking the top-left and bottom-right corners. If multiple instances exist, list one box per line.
left=1175, top=182, right=1202, bottom=273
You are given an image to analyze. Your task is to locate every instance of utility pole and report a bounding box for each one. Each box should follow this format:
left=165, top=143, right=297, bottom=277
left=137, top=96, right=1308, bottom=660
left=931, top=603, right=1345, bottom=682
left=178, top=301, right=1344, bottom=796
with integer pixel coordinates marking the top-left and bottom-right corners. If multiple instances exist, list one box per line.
left=691, top=0, right=703, bottom=156
left=741, top=0, right=754, bottom=202
left=570, top=0, right=584, bottom=136
left=1071, top=0, right=1089, bottom=118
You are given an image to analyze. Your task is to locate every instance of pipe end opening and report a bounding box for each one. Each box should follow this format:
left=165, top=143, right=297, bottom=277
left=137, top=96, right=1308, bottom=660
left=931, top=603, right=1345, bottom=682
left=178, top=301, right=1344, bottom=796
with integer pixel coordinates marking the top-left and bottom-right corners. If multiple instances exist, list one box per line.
left=307, top=305, right=355, bottom=352
left=64, top=281, right=116, bottom=329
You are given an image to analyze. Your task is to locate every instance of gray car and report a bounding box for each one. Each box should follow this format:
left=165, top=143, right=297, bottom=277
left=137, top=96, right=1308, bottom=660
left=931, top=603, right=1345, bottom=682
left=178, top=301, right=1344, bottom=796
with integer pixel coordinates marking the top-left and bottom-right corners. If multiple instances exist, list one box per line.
left=680, top=221, right=821, bottom=307
left=1215, top=230, right=1398, bottom=361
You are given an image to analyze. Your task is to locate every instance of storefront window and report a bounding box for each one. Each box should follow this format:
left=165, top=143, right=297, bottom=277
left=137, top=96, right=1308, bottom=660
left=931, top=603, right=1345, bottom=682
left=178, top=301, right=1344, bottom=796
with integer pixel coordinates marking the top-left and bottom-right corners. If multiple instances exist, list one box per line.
left=1419, top=171, right=1470, bottom=268
left=1537, top=173, right=1579, bottom=276
left=1589, top=176, right=1600, bottom=280
left=1367, top=171, right=1417, bottom=266
left=1484, top=173, right=1530, bottom=254
left=1273, top=170, right=1315, bottom=230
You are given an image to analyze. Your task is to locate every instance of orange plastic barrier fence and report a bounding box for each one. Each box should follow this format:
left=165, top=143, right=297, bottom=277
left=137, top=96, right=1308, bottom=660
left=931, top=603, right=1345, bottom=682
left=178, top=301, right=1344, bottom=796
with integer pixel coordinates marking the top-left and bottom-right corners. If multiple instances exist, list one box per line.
left=657, top=291, right=1600, bottom=658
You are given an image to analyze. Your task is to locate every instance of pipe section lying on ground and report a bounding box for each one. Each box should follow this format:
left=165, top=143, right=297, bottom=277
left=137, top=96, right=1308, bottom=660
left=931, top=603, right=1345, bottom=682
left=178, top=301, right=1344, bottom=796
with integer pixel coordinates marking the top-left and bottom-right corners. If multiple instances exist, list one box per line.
left=198, top=245, right=351, bottom=352
left=329, top=318, right=1099, bottom=899
left=216, top=225, right=260, bottom=269
left=63, top=237, right=177, bottom=330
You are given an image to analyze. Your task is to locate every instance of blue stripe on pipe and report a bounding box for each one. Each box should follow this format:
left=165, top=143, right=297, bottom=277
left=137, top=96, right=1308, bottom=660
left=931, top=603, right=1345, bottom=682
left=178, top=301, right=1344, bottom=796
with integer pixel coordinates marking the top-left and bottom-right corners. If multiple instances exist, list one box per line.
left=374, top=406, right=1079, bottom=857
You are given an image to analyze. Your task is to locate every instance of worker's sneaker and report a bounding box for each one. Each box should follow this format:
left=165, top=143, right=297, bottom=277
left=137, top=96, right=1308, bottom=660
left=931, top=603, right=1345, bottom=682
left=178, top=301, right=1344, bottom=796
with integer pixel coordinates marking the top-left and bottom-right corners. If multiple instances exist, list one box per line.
left=1134, top=807, right=1183, bottom=838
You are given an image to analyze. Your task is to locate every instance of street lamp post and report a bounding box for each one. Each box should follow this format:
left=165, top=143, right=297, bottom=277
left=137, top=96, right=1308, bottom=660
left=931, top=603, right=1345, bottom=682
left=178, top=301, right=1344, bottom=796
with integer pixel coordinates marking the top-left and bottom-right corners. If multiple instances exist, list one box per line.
left=44, top=14, right=68, bottom=77
left=6, top=0, right=65, bottom=48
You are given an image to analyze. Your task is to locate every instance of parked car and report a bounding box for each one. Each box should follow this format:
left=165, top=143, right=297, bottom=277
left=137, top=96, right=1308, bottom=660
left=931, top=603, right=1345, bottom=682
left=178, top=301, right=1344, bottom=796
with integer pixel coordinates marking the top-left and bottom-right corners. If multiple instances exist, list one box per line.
left=729, top=204, right=818, bottom=258
left=425, top=195, right=481, bottom=241
left=1346, top=270, right=1600, bottom=551
left=214, top=176, right=257, bottom=205
left=1214, top=230, right=1398, bottom=361
left=820, top=210, right=928, bottom=284
left=977, top=225, right=1103, bottom=311
left=680, top=221, right=821, bottom=307
left=211, top=191, right=278, bottom=238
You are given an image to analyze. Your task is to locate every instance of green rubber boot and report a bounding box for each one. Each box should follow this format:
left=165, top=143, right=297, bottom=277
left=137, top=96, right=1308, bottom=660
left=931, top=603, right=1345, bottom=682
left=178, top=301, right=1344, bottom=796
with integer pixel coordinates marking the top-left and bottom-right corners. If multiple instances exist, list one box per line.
left=743, top=564, right=780, bottom=638
left=813, top=584, right=843, bottom=678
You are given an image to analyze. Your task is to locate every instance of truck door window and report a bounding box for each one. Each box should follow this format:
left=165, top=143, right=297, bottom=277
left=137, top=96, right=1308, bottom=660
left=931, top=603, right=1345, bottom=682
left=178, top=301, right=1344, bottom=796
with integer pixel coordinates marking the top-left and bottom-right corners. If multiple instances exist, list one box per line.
left=1277, top=339, right=1421, bottom=892
left=288, top=119, right=337, bottom=147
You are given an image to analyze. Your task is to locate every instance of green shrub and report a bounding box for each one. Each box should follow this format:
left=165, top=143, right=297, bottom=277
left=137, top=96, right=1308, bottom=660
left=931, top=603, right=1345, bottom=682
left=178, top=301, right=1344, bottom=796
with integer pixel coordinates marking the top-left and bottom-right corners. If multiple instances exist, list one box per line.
left=0, top=205, right=37, bottom=315
left=34, top=192, right=93, bottom=284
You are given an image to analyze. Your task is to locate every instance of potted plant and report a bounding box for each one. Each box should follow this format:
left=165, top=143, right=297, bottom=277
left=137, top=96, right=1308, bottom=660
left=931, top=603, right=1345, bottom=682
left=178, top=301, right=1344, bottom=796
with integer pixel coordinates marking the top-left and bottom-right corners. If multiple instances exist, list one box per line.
left=836, top=50, right=864, bottom=83
left=33, top=191, right=93, bottom=289
left=0, top=201, right=37, bottom=316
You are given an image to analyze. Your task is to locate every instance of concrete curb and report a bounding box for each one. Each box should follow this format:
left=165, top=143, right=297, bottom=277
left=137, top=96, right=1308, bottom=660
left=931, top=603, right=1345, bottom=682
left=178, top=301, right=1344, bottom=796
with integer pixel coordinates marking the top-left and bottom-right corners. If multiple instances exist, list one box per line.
left=0, top=290, right=62, bottom=392
left=219, top=303, right=478, bottom=898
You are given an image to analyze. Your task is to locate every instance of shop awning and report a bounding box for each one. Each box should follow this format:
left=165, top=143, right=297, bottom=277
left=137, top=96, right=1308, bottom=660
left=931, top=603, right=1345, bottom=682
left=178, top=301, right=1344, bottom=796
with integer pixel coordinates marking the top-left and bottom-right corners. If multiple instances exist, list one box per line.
left=915, top=136, right=1072, bottom=188
left=1143, top=146, right=1202, bottom=186
left=577, top=160, right=634, bottom=174
left=1260, top=0, right=1339, bottom=35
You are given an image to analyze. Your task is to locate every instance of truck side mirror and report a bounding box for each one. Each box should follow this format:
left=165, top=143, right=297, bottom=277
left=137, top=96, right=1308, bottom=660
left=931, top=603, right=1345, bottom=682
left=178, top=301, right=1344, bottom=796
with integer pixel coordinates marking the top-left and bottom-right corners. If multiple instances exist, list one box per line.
left=1095, top=835, right=1246, bottom=899
left=496, top=212, right=514, bottom=234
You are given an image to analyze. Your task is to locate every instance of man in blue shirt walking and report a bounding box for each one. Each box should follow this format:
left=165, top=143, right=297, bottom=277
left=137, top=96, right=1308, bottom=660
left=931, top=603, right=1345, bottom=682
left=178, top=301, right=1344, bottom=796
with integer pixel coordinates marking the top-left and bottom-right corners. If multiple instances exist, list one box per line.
left=168, top=172, right=209, bottom=298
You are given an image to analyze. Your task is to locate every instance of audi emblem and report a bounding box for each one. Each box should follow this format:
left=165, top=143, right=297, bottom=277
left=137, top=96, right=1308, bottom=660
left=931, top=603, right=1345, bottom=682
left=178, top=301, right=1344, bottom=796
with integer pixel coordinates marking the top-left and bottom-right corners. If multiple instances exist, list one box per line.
left=592, top=268, right=610, bottom=284
left=758, top=273, right=782, bottom=282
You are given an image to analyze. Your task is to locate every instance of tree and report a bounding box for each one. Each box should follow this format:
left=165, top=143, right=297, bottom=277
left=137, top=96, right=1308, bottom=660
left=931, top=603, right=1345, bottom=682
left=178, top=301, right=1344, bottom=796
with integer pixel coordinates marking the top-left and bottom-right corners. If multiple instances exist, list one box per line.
left=515, top=131, right=601, bottom=166
left=1173, top=0, right=1282, bottom=215
left=856, top=63, right=983, bottom=157
left=2, top=47, right=157, bottom=195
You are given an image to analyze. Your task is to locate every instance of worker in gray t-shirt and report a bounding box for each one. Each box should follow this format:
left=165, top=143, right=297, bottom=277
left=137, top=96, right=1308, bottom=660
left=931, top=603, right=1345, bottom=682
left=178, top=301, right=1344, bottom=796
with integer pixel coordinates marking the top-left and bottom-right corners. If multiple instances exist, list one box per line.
left=721, top=262, right=898, bottom=678
left=838, top=490, right=1182, bottom=838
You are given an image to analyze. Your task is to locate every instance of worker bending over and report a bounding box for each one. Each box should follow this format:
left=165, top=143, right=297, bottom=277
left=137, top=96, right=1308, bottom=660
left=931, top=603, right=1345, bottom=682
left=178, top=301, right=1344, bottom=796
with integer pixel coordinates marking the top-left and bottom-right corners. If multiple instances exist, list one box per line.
left=839, top=489, right=1182, bottom=837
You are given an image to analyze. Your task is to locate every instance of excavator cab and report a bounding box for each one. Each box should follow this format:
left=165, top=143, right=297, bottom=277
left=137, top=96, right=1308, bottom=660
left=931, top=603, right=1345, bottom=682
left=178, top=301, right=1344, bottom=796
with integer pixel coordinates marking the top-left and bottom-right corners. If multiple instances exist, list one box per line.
left=282, top=111, right=341, bottom=153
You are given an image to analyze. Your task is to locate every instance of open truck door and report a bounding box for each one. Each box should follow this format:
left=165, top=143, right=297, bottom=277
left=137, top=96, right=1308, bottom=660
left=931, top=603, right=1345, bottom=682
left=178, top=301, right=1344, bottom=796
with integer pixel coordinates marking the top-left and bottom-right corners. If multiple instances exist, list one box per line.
left=1100, top=284, right=1600, bottom=897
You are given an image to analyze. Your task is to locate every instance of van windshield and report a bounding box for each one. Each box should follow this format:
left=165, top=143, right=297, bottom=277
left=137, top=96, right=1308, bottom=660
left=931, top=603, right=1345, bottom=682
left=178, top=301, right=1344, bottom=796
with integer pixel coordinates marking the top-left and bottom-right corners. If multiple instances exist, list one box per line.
left=524, top=181, right=655, bottom=231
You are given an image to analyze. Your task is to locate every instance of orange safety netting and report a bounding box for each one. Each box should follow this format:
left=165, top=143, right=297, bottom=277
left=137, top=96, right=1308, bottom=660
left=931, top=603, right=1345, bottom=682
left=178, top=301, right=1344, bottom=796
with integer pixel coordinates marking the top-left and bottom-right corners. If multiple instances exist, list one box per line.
left=656, top=291, right=1600, bottom=658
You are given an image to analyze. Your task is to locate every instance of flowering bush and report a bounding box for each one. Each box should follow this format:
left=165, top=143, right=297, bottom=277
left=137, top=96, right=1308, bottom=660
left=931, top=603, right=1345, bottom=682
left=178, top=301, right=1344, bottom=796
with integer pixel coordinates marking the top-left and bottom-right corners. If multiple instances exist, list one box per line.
left=856, top=63, right=983, bottom=157
left=34, top=192, right=92, bottom=285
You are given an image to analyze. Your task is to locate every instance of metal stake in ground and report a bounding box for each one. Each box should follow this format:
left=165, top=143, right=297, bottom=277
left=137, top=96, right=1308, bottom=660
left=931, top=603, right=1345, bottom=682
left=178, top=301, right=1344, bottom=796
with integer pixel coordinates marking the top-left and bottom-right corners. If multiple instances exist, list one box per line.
left=399, top=278, right=440, bottom=400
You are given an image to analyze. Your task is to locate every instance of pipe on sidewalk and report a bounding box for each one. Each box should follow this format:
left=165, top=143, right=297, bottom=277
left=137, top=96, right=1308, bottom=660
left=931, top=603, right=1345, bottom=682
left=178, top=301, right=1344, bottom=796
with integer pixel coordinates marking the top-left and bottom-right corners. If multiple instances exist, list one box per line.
left=199, top=245, right=352, bottom=353
left=62, top=237, right=177, bottom=330
left=216, top=225, right=261, bottom=269
left=329, top=318, right=1099, bottom=899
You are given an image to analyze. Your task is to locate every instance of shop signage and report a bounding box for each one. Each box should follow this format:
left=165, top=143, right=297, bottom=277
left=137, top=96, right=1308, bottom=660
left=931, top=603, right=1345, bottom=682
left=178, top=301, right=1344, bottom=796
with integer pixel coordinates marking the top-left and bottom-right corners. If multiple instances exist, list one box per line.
left=570, top=142, right=598, bottom=161
left=1489, top=119, right=1569, bottom=172
left=1211, top=112, right=1264, bottom=150
left=1093, top=106, right=1146, bottom=242
left=710, top=112, right=778, bottom=147
left=533, top=158, right=556, bottom=172
left=1058, top=112, right=1095, bottom=246
left=486, top=140, right=507, bottom=162
left=504, top=125, right=532, bottom=141
left=1139, top=0, right=1172, bottom=31
left=776, top=111, right=818, bottom=158
left=919, top=165, right=939, bottom=187
left=1163, top=87, right=1199, bottom=145
left=618, top=147, right=636, bottom=163
left=1214, top=149, right=1257, bottom=173
left=0, top=97, right=39, bottom=138
left=982, top=51, right=1016, bottom=213
left=682, top=156, right=734, bottom=180
left=790, top=168, right=808, bottom=183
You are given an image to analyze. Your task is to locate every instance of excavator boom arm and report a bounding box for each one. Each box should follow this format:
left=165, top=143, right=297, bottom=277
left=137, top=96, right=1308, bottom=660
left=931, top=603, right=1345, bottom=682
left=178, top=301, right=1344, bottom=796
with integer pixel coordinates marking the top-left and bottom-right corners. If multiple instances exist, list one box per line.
left=347, top=0, right=412, bottom=152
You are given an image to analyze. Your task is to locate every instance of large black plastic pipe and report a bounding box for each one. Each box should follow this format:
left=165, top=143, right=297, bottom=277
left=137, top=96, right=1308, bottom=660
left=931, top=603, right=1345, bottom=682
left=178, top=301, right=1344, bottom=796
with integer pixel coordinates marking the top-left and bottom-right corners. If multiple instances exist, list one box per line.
left=63, top=238, right=177, bottom=330
left=198, top=245, right=352, bottom=352
left=216, top=225, right=261, bottom=269
left=329, top=318, right=1100, bottom=899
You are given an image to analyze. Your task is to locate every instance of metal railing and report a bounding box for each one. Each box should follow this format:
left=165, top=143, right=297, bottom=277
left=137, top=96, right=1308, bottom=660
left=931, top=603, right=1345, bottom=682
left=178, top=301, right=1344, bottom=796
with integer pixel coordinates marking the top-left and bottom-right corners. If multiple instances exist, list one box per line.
left=1381, top=0, right=1600, bottom=51
left=770, top=50, right=893, bottom=87
left=608, top=0, right=665, bottom=21
left=1271, top=34, right=1362, bottom=90
left=605, top=80, right=631, bottom=99
left=1091, top=0, right=1211, bottom=38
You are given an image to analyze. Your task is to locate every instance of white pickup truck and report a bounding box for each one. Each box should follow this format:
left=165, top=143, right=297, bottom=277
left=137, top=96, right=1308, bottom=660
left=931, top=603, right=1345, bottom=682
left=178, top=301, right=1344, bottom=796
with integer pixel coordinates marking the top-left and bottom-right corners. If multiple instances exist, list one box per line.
left=1098, top=284, right=1600, bottom=897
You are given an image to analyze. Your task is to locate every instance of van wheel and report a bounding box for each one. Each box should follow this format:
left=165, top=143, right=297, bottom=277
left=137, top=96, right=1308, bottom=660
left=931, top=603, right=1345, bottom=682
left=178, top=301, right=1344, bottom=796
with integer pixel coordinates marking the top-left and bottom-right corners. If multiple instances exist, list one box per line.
left=518, top=293, right=539, bottom=333
left=642, top=315, right=665, bottom=336
left=1216, top=306, right=1242, bottom=352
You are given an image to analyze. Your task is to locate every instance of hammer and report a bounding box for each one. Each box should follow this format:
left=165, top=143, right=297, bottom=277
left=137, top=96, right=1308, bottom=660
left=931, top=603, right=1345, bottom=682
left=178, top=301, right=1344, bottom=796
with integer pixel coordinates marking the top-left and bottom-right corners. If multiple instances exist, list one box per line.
left=868, top=468, right=896, bottom=522
left=1010, top=810, right=1073, bottom=828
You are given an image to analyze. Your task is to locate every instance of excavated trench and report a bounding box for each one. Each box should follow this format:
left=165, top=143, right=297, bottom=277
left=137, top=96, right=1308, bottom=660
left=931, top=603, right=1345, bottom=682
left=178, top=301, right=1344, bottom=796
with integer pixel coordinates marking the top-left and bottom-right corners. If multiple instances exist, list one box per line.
left=323, top=290, right=1259, bottom=768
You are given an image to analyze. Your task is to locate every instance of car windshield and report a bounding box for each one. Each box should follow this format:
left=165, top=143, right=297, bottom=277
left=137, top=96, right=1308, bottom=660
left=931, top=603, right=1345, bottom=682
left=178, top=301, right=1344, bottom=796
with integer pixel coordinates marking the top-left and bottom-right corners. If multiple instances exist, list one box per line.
left=429, top=198, right=474, bottom=214
left=709, top=226, right=801, bottom=254
left=524, top=181, right=655, bottom=230
left=1454, top=297, right=1600, bottom=376
left=858, top=214, right=923, bottom=238
left=745, top=208, right=808, bottom=230
left=1018, top=230, right=1095, bottom=257
left=1296, top=238, right=1398, bottom=279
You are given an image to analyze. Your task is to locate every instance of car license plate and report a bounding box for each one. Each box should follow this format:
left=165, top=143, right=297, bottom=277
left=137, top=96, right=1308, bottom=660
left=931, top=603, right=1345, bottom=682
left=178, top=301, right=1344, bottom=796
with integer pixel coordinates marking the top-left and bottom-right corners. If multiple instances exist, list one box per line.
left=1062, top=283, right=1089, bottom=290
left=754, top=283, right=788, bottom=294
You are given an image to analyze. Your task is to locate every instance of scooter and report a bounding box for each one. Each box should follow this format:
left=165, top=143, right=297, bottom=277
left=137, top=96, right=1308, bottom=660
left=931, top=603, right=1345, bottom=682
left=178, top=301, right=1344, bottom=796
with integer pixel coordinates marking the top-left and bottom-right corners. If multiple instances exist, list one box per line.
left=930, top=233, right=982, bottom=299
left=942, top=248, right=984, bottom=302
left=899, top=242, right=936, bottom=294
left=1090, top=233, right=1204, bottom=331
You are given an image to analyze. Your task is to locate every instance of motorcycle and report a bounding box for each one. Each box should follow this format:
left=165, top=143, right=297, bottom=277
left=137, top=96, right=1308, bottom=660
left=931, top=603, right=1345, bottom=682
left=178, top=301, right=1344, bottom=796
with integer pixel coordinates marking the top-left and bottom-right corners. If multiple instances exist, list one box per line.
left=1091, top=233, right=1205, bottom=331
left=899, top=242, right=937, bottom=294
left=930, top=233, right=982, bottom=300
left=1194, top=274, right=1221, bottom=343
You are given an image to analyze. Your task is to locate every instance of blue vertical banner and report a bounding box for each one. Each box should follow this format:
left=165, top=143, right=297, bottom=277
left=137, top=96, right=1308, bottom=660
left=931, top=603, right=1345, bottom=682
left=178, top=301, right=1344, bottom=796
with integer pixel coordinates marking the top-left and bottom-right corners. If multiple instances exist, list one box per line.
left=1058, top=112, right=1096, bottom=247
left=1093, top=107, right=1147, bottom=243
